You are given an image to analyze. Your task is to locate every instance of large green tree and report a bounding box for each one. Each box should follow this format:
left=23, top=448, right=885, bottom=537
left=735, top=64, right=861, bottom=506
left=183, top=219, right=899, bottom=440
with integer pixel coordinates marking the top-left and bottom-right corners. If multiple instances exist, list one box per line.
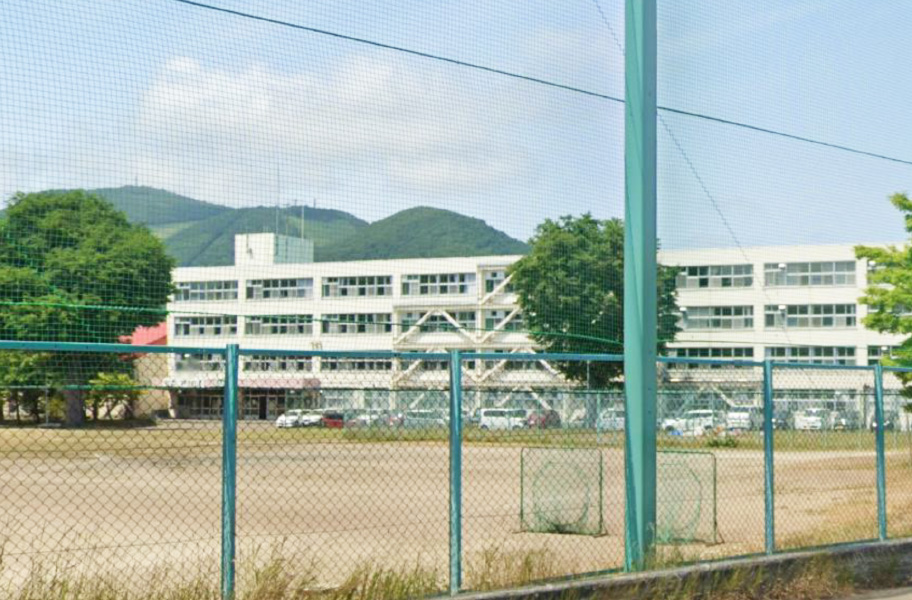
left=857, top=193, right=912, bottom=389
left=509, top=214, right=679, bottom=388
left=0, top=190, right=174, bottom=425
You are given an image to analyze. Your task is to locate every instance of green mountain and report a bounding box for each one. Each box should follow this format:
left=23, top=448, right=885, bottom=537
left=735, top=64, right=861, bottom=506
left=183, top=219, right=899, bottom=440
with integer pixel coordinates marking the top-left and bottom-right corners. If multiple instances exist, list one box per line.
left=318, top=207, right=529, bottom=262
left=89, top=186, right=230, bottom=226
left=5, top=186, right=528, bottom=265
left=166, top=205, right=368, bottom=266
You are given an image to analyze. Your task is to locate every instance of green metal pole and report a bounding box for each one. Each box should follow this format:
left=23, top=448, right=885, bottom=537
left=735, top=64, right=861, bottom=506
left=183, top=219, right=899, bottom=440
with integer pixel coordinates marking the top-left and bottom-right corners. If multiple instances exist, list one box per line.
left=624, top=0, right=658, bottom=572
left=874, top=364, right=887, bottom=540
left=763, top=361, right=776, bottom=554
left=448, top=349, right=463, bottom=595
left=221, top=344, right=239, bottom=599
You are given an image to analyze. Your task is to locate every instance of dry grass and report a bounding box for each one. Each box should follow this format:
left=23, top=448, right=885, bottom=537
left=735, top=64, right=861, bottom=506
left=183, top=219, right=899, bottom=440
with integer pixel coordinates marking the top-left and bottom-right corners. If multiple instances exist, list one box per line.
left=3, top=423, right=909, bottom=456
left=465, top=545, right=578, bottom=591
left=4, top=543, right=910, bottom=600
left=2, top=557, right=441, bottom=600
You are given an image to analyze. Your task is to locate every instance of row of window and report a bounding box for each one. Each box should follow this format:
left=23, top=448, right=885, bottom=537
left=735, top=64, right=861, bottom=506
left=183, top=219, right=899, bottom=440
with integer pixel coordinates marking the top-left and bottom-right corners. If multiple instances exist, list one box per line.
left=173, top=311, right=526, bottom=337
left=173, top=345, right=895, bottom=374
left=174, top=353, right=542, bottom=372
left=174, top=260, right=859, bottom=304
left=681, top=306, right=753, bottom=330
left=681, top=304, right=858, bottom=330
left=669, top=345, right=905, bottom=366
left=675, top=261, right=858, bottom=290
left=667, top=346, right=857, bottom=365
left=764, top=304, right=855, bottom=328
left=766, top=346, right=856, bottom=365
left=175, top=271, right=511, bottom=302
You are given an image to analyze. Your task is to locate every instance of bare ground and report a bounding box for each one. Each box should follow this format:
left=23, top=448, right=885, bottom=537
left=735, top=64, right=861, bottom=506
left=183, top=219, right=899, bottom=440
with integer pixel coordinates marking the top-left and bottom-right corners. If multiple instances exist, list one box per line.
left=0, top=424, right=907, bottom=593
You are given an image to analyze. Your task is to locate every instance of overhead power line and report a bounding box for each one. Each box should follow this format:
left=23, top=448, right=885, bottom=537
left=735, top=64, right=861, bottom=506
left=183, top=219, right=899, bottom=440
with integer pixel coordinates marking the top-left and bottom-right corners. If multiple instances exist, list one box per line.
left=169, top=0, right=912, bottom=168
left=660, top=106, right=912, bottom=168
left=169, top=0, right=622, bottom=103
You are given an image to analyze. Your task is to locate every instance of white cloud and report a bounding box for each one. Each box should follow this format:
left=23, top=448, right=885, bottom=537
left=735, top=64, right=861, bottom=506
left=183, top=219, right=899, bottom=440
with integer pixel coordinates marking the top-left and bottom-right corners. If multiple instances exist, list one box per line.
left=129, top=54, right=531, bottom=212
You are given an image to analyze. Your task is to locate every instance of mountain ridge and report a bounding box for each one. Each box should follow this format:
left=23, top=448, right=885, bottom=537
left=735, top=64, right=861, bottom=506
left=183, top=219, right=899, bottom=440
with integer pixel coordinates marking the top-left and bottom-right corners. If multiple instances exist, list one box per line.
left=79, top=186, right=529, bottom=266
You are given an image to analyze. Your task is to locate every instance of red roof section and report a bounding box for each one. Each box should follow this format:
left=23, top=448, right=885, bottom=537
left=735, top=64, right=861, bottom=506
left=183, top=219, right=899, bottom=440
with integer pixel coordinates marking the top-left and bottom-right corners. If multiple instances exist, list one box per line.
left=123, top=322, right=168, bottom=346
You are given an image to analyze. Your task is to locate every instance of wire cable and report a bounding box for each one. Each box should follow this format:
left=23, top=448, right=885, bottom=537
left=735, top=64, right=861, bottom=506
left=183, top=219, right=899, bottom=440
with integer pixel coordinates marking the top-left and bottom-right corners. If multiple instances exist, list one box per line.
left=168, top=0, right=912, bottom=168
left=168, top=0, right=623, bottom=104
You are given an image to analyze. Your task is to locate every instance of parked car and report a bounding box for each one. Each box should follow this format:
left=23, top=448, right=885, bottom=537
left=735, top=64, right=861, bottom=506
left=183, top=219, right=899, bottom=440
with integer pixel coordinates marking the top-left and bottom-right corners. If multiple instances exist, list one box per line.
left=793, top=408, right=831, bottom=431
left=403, top=409, right=448, bottom=429
left=870, top=416, right=896, bottom=431
left=322, top=410, right=345, bottom=429
left=773, top=410, right=790, bottom=430
left=597, top=408, right=626, bottom=431
left=478, top=408, right=527, bottom=431
left=526, top=409, right=561, bottom=429
left=385, top=411, right=405, bottom=428
left=726, top=407, right=761, bottom=431
left=275, top=409, right=305, bottom=429
left=661, top=409, right=724, bottom=435
left=345, top=409, right=386, bottom=428
left=832, top=411, right=860, bottom=431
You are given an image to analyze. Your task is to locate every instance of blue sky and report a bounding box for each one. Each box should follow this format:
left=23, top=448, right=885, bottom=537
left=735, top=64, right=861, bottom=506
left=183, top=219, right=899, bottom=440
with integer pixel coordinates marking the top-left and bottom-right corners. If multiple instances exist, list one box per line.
left=1, top=1, right=910, bottom=249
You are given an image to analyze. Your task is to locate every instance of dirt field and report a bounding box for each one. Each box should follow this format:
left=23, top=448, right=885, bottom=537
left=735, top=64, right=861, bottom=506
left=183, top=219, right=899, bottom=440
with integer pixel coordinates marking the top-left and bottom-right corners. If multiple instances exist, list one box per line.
left=1, top=423, right=909, bottom=593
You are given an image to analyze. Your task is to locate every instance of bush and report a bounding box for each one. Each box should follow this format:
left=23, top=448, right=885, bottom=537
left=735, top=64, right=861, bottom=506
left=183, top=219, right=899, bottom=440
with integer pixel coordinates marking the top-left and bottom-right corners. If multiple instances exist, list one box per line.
left=706, top=432, right=738, bottom=448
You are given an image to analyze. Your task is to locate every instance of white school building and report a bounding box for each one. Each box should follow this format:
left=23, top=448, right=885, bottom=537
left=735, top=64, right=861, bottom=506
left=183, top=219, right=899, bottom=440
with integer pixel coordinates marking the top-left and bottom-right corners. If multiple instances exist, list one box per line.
left=161, top=233, right=907, bottom=420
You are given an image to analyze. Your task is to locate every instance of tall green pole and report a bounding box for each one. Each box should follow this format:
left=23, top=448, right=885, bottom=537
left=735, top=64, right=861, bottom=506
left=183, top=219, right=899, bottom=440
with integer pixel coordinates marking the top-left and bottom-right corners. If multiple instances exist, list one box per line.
left=448, top=350, right=463, bottom=595
left=221, top=344, right=239, bottom=599
left=624, top=0, right=658, bottom=572
left=874, top=364, right=887, bottom=540
left=763, top=361, right=776, bottom=554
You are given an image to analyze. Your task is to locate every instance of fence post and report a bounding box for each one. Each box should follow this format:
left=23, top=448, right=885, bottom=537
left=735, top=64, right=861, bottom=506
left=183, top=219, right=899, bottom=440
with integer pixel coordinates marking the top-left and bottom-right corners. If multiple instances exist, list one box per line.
left=448, top=350, right=463, bottom=595
left=623, top=0, right=658, bottom=571
left=874, top=364, right=887, bottom=540
left=763, top=360, right=775, bottom=555
left=221, top=344, right=239, bottom=599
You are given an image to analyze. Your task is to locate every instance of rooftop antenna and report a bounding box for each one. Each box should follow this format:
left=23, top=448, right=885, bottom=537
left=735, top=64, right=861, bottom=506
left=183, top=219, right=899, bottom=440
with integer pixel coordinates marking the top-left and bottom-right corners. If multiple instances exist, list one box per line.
left=275, top=165, right=281, bottom=236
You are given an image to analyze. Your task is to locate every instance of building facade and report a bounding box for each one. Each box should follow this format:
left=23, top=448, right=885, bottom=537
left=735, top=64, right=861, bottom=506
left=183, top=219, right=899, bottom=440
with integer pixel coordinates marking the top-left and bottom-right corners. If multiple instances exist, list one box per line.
left=165, top=233, right=559, bottom=418
left=163, top=234, right=907, bottom=420
left=659, top=243, right=903, bottom=366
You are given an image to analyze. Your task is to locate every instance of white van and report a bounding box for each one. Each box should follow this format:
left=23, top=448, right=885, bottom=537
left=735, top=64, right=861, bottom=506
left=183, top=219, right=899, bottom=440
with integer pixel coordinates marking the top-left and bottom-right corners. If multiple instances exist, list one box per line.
left=478, top=408, right=527, bottom=431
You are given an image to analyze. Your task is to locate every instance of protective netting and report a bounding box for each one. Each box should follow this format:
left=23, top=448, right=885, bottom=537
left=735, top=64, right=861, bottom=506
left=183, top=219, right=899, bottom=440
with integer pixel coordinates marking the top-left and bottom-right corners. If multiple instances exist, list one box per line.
left=520, top=447, right=604, bottom=536
left=656, top=450, right=717, bottom=545
left=4, top=0, right=912, bottom=595
left=0, top=0, right=628, bottom=358
left=0, top=347, right=222, bottom=593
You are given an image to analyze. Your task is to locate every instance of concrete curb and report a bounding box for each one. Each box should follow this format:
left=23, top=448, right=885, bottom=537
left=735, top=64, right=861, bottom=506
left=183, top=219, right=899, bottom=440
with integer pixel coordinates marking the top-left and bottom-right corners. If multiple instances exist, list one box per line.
left=450, top=539, right=912, bottom=600
left=838, top=588, right=912, bottom=600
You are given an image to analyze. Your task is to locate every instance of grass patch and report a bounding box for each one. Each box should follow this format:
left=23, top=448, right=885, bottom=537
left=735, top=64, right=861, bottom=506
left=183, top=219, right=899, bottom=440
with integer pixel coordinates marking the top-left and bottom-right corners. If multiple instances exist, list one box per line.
left=2, top=556, right=442, bottom=600
left=465, top=545, right=574, bottom=591
left=4, top=421, right=911, bottom=455
left=3, top=541, right=911, bottom=600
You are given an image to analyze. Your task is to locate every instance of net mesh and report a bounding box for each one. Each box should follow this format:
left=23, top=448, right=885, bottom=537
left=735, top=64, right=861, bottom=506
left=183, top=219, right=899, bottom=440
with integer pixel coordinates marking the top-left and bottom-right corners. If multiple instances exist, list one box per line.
left=3, top=0, right=912, bottom=594
left=657, top=450, right=717, bottom=545
left=520, top=447, right=604, bottom=536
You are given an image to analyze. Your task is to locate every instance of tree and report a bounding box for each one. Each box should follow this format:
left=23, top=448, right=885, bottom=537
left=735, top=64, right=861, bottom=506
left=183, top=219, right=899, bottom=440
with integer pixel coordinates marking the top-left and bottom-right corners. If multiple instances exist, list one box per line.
left=856, top=194, right=912, bottom=380
left=0, top=351, right=50, bottom=424
left=0, top=190, right=174, bottom=426
left=509, top=214, right=679, bottom=388
left=88, top=372, right=142, bottom=420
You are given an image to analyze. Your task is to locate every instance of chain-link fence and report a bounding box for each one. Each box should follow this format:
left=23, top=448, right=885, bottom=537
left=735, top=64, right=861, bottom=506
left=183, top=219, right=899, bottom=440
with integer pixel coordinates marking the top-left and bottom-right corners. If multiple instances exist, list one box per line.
left=3, top=344, right=908, bottom=597
left=0, top=343, right=224, bottom=594
left=771, top=365, right=879, bottom=550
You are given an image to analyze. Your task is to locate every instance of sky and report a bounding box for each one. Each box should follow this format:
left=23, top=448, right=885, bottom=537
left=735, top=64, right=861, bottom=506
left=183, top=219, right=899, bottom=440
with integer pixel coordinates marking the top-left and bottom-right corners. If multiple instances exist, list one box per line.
left=1, top=0, right=910, bottom=250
